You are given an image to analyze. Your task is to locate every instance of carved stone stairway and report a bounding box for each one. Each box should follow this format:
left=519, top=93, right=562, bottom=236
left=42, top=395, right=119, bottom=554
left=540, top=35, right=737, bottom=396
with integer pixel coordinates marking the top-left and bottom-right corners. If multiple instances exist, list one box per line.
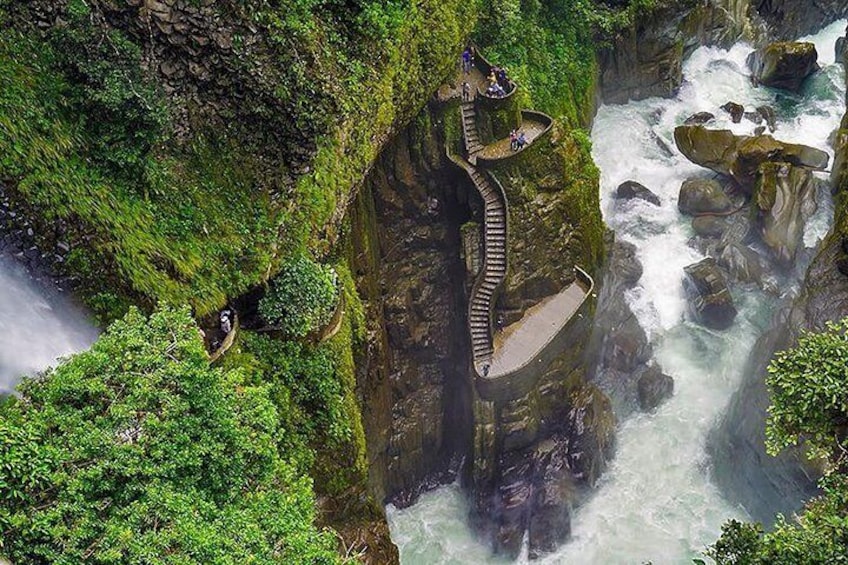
left=447, top=56, right=593, bottom=400
left=460, top=101, right=484, bottom=162
left=453, top=100, right=508, bottom=373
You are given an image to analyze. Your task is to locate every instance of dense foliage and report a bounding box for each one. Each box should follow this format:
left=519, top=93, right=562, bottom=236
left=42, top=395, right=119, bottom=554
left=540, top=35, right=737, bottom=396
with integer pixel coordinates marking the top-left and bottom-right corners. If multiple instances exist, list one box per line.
left=708, top=320, right=848, bottom=563
left=0, top=4, right=277, bottom=321
left=766, top=319, right=848, bottom=468
left=0, top=306, right=339, bottom=564
left=478, top=0, right=657, bottom=127
left=259, top=255, right=339, bottom=338
left=0, top=0, right=479, bottom=321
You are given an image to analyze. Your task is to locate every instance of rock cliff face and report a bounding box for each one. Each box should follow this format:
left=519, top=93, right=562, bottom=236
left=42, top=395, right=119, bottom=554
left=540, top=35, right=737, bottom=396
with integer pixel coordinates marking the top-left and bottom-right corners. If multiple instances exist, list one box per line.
left=599, top=0, right=760, bottom=103
left=754, top=0, right=848, bottom=40
left=350, top=111, right=473, bottom=506
left=348, top=93, right=613, bottom=557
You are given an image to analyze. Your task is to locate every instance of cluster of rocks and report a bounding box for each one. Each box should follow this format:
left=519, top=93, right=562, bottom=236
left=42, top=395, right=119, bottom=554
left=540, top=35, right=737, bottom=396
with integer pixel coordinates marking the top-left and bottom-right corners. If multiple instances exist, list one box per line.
left=587, top=238, right=674, bottom=414
left=620, top=40, right=833, bottom=331
left=0, top=182, right=79, bottom=294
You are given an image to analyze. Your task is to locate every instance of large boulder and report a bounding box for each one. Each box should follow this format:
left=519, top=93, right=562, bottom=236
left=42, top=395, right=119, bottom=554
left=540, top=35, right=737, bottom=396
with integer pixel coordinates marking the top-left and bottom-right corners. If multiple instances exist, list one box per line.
left=720, top=102, right=744, bottom=123
left=637, top=365, right=674, bottom=411
left=674, top=125, right=829, bottom=191
left=717, top=242, right=764, bottom=285
left=754, top=162, right=817, bottom=267
left=615, top=180, right=661, bottom=206
left=746, top=42, right=819, bottom=92
left=692, top=215, right=730, bottom=238
left=678, top=178, right=735, bottom=216
left=684, top=111, right=715, bottom=126
left=683, top=258, right=737, bottom=330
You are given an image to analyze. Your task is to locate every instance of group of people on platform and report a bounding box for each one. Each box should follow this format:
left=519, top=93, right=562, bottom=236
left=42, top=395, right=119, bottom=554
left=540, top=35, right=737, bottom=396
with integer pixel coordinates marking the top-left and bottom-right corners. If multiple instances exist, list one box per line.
left=486, top=65, right=510, bottom=97
left=460, top=46, right=512, bottom=99
left=509, top=129, right=527, bottom=151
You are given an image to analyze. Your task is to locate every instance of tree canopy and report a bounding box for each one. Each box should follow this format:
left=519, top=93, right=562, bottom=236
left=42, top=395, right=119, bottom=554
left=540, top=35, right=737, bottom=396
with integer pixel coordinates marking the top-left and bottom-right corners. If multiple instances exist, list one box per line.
left=708, top=319, right=848, bottom=564
left=0, top=305, right=339, bottom=564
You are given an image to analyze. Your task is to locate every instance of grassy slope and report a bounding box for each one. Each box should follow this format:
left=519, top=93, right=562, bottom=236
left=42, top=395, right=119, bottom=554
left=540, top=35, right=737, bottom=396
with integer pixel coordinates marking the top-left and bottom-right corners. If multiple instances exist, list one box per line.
left=0, top=0, right=480, bottom=321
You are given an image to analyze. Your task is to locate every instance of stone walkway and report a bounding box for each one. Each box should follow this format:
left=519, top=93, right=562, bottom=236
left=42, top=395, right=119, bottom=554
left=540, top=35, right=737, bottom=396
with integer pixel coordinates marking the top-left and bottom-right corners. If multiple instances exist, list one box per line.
left=475, top=116, right=549, bottom=161
left=437, top=65, right=488, bottom=102
left=487, top=281, right=587, bottom=378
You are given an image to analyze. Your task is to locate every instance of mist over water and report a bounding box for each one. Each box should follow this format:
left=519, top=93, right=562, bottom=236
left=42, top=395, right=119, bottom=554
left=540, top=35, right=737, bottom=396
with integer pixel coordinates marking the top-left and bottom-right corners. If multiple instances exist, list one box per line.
left=388, top=21, right=846, bottom=564
left=0, top=257, right=97, bottom=394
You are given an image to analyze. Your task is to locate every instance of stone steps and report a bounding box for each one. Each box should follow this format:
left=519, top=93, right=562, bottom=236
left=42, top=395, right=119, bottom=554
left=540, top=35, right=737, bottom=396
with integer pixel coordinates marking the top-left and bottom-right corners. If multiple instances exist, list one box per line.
left=458, top=100, right=510, bottom=368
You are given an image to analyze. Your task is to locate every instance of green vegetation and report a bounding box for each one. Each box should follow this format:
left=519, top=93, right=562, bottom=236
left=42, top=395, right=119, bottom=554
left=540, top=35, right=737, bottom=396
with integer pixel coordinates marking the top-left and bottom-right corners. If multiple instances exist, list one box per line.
left=0, top=0, right=639, bottom=560
left=478, top=0, right=657, bottom=128
left=0, top=6, right=277, bottom=321
left=259, top=255, right=339, bottom=338
left=708, top=320, right=848, bottom=563
left=0, top=306, right=339, bottom=564
left=0, top=0, right=480, bottom=321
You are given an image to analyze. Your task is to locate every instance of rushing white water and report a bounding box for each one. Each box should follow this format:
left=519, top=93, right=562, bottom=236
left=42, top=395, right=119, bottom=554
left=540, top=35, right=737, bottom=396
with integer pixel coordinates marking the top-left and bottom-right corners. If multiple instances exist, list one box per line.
left=388, top=21, right=846, bottom=564
left=0, top=257, right=97, bottom=394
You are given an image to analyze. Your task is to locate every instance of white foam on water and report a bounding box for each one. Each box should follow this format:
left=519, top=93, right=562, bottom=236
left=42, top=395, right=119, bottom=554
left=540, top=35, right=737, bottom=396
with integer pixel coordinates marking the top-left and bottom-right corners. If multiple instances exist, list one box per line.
left=388, top=20, right=846, bottom=564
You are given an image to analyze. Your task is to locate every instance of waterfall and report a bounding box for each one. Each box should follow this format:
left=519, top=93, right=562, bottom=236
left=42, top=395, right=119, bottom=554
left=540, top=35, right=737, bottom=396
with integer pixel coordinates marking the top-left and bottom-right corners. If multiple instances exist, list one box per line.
left=0, top=257, right=97, bottom=394
left=387, top=20, right=846, bottom=564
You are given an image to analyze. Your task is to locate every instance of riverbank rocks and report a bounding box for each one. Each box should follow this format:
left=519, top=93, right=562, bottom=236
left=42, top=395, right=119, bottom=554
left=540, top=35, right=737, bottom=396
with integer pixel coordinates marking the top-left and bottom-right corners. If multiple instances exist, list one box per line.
left=678, top=178, right=735, bottom=215
left=747, top=42, right=819, bottom=92
left=586, top=239, right=652, bottom=417
left=615, top=180, right=661, bottom=206
left=673, top=125, right=829, bottom=191
left=692, top=215, right=730, bottom=238
left=754, top=162, right=817, bottom=267
left=684, top=111, right=715, bottom=126
left=637, top=365, right=674, bottom=411
left=683, top=258, right=737, bottom=329
left=721, top=102, right=744, bottom=123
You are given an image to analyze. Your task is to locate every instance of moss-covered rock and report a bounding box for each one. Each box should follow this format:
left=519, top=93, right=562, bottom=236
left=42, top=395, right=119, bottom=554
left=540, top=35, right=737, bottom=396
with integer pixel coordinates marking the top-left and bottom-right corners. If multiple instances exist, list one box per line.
left=490, top=124, right=604, bottom=315
left=747, top=41, right=820, bottom=92
left=674, top=125, right=829, bottom=191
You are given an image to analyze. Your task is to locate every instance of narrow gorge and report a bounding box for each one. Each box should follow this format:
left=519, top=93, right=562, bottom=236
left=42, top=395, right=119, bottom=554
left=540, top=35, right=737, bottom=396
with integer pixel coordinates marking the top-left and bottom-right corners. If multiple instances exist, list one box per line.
left=2, top=1, right=848, bottom=564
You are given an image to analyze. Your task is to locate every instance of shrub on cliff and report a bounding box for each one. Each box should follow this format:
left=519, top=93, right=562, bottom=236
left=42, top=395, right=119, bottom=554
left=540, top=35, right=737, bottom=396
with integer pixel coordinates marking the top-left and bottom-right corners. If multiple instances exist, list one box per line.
left=260, top=255, right=339, bottom=338
left=707, top=319, right=848, bottom=563
left=0, top=306, right=338, bottom=564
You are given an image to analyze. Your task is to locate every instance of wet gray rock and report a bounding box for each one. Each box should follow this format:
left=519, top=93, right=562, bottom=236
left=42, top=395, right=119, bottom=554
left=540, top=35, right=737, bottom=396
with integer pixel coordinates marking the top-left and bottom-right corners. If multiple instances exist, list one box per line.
left=683, top=258, right=738, bottom=330
left=717, top=242, right=764, bottom=285
left=744, top=111, right=763, bottom=125
left=721, top=101, right=744, bottom=123
left=758, top=105, right=777, bottom=132
left=692, top=215, right=730, bottom=238
left=678, top=178, right=735, bottom=216
left=637, top=365, right=674, bottom=411
left=684, top=111, right=716, bottom=126
left=754, top=162, right=817, bottom=267
left=527, top=439, right=574, bottom=559
left=747, top=42, right=819, bottom=92
left=615, top=180, right=661, bottom=206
